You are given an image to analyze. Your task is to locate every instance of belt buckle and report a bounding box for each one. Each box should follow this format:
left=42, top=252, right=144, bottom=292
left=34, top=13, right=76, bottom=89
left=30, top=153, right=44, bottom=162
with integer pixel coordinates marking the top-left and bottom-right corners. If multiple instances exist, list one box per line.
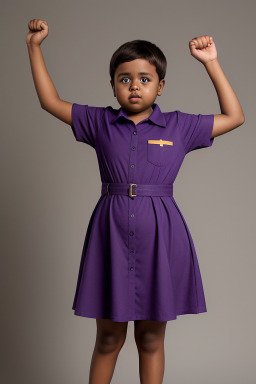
left=129, top=183, right=137, bottom=197
left=106, top=183, right=110, bottom=195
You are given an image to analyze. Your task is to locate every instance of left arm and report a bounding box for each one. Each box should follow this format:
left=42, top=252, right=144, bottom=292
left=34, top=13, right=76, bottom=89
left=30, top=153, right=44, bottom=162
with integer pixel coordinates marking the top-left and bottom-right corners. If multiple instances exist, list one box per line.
left=189, top=35, right=245, bottom=139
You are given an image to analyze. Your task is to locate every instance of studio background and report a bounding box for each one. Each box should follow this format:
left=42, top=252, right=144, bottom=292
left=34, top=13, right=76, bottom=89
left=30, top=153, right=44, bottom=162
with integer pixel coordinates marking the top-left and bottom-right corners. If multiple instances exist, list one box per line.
left=1, top=1, right=255, bottom=383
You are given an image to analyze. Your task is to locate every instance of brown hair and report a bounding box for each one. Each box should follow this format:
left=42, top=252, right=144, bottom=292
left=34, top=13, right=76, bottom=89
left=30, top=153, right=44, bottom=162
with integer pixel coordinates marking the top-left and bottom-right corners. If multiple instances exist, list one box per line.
left=109, top=39, right=167, bottom=88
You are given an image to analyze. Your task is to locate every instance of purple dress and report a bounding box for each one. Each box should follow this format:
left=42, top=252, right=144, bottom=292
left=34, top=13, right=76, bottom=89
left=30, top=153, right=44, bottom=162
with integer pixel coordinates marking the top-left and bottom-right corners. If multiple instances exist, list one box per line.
left=71, top=102, right=214, bottom=322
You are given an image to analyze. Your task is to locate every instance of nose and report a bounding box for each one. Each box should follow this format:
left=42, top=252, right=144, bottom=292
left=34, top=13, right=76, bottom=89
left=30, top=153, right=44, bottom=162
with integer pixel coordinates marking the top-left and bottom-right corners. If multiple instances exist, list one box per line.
left=130, top=81, right=139, bottom=91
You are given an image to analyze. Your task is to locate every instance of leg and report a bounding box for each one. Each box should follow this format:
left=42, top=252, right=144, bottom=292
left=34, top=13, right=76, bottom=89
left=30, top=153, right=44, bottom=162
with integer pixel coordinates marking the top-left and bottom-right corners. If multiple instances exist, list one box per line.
left=89, top=318, right=128, bottom=384
left=134, top=319, right=167, bottom=384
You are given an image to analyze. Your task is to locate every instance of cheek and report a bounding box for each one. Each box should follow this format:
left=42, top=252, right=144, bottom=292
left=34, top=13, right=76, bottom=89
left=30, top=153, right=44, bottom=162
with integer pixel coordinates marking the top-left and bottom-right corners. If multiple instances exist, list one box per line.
left=115, top=86, right=125, bottom=95
left=117, top=83, right=127, bottom=90
left=144, top=85, right=158, bottom=94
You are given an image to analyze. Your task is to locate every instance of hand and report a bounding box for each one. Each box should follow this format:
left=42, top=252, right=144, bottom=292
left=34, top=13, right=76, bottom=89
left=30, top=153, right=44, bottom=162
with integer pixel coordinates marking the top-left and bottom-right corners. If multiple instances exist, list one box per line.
left=188, top=35, right=217, bottom=65
left=26, top=19, right=49, bottom=46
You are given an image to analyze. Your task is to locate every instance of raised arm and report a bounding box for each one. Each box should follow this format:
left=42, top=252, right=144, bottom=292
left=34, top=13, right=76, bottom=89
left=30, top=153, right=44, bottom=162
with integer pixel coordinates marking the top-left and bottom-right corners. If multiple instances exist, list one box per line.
left=26, top=19, right=72, bottom=125
left=189, top=35, right=245, bottom=138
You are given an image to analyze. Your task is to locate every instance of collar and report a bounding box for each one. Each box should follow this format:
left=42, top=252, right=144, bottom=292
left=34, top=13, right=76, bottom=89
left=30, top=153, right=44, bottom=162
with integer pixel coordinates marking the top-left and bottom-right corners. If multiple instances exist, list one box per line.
left=109, top=103, right=166, bottom=128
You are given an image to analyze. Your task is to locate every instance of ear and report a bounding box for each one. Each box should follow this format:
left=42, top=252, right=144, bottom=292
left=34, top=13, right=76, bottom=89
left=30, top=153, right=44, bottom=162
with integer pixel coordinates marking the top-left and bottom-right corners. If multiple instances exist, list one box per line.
left=158, top=79, right=165, bottom=95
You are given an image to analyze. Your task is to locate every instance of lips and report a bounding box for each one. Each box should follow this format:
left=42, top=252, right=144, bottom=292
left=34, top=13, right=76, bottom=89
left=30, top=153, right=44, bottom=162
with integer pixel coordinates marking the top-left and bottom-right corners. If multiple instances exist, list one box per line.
left=129, top=94, right=141, bottom=99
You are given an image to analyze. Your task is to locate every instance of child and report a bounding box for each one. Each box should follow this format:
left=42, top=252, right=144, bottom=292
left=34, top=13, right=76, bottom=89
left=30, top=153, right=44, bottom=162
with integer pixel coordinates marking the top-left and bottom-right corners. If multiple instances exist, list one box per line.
left=26, top=19, right=245, bottom=384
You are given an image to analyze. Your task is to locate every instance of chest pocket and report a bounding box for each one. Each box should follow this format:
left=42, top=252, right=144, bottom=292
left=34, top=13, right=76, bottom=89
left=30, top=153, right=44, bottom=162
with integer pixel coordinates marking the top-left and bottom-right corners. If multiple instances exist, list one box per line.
left=147, top=139, right=173, bottom=166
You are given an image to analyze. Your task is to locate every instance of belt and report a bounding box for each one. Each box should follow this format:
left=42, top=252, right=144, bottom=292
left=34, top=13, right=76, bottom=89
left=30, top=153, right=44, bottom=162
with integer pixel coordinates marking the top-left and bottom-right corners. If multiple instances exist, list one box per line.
left=101, top=182, right=173, bottom=199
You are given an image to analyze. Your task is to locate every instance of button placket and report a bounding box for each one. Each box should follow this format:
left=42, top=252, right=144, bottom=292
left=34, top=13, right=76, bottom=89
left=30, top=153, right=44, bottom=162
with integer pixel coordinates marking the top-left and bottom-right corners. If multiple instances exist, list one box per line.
left=128, top=128, right=138, bottom=318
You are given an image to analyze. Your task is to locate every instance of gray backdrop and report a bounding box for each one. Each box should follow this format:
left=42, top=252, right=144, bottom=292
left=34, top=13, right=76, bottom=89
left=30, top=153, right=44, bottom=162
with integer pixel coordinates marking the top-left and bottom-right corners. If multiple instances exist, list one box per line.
left=1, top=0, right=255, bottom=383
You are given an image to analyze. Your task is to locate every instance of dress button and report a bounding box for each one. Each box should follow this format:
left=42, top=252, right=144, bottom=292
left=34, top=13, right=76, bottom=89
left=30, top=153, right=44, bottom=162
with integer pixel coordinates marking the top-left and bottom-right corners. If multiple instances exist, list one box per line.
left=133, top=131, right=137, bottom=135
left=132, top=146, right=136, bottom=150
left=130, top=267, right=133, bottom=271
left=130, top=231, right=134, bottom=236
left=130, top=249, right=134, bottom=253
left=130, top=213, right=134, bottom=217
left=131, top=164, right=134, bottom=168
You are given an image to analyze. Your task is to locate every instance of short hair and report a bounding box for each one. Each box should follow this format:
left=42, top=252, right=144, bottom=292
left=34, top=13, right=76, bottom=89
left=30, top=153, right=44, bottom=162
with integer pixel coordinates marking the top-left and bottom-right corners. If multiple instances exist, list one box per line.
left=109, top=39, right=167, bottom=87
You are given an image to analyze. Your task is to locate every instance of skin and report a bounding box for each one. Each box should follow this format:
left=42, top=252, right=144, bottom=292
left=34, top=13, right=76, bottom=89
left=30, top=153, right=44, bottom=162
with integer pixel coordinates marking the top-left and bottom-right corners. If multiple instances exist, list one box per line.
left=88, top=319, right=167, bottom=384
left=26, top=22, right=245, bottom=138
left=111, top=58, right=165, bottom=125
left=188, top=35, right=245, bottom=137
left=26, top=20, right=246, bottom=383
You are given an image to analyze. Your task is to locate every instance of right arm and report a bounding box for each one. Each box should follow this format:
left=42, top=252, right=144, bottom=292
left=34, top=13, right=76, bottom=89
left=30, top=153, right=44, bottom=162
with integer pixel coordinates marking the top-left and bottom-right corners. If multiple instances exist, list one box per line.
left=26, top=19, right=72, bottom=125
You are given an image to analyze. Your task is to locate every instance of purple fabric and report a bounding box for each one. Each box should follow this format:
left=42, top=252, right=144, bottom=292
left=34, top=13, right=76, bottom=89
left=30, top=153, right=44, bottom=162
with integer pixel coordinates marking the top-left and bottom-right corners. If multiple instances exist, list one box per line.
left=71, top=102, right=214, bottom=322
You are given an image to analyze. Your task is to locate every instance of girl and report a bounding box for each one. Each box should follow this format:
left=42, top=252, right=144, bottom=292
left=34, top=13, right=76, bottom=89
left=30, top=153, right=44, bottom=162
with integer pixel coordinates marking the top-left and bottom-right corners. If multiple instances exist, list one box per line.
left=26, top=19, right=245, bottom=384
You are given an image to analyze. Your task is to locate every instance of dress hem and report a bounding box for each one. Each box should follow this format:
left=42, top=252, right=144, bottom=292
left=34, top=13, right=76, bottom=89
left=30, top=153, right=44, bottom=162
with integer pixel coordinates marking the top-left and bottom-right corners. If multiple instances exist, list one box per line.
left=72, top=307, right=207, bottom=322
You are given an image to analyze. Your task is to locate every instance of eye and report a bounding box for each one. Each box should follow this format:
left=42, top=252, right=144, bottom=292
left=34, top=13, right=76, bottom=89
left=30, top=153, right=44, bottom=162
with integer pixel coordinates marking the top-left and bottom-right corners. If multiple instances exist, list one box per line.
left=141, top=77, right=150, bottom=83
left=120, top=77, right=151, bottom=84
left=121, top=78, right=129, bottom=83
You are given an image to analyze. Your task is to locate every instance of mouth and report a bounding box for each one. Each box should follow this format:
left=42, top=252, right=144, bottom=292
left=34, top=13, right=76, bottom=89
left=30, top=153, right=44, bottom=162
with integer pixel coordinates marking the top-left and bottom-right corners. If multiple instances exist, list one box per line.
left=129, top=95, right=141, bottom=101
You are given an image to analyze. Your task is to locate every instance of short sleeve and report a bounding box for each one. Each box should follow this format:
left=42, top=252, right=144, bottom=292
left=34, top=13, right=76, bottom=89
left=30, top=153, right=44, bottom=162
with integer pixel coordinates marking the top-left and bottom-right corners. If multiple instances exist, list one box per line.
left=177, top=110, right=214, bottom=154
left=71, top=103, right=105, bottom=148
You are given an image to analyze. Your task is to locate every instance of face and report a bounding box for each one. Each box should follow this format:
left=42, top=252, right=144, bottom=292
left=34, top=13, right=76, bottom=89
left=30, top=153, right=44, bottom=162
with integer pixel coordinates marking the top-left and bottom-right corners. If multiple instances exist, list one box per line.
left=111, top=58, right=165, bottom=116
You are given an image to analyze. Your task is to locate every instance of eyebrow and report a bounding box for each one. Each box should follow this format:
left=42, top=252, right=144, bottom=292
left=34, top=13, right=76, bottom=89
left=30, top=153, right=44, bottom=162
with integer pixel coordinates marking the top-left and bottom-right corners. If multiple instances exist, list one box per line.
left=117, top=72, right=153, bottom=78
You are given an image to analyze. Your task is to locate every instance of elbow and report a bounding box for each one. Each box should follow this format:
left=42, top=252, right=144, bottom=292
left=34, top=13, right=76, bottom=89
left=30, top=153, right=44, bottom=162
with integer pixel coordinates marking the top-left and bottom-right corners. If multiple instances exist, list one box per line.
left=239, top=114, right=245, bottom=126
left=233, top=110, right=246, bottom=126
left=235, top=114, right=245, bottom=127
left=239, top=109, right=246, bottom=124
left=41, top=103, right=50, bottom=112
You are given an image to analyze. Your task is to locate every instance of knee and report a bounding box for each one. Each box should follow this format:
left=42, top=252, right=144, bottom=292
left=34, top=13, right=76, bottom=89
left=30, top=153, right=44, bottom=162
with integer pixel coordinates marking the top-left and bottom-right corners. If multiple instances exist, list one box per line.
left=96, top=332, right=127, bottom=354
left=135, top=332, right=163, bottom=354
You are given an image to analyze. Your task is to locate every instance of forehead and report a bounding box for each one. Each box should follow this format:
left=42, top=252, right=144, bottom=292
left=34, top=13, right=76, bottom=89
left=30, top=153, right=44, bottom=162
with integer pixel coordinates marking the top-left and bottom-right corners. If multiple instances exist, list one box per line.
left=115, top=59, right=157, bottom=76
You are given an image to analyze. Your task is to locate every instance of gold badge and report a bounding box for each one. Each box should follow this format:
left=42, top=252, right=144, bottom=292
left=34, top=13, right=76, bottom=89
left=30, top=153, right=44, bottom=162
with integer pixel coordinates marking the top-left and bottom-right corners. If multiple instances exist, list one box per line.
left=148, top=139, right=173, bottom=147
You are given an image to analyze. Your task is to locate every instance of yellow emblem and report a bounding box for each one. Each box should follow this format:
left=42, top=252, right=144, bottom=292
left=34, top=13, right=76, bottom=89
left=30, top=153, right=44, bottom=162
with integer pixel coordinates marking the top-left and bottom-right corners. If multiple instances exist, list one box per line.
left=148, top=139, right=173, bottom=147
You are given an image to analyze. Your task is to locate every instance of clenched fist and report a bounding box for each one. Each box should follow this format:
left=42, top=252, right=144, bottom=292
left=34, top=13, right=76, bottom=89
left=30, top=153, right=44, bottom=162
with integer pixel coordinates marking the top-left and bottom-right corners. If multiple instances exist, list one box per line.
left=189, top=35, right=217, bottom=65
left=26, top=19, right=49, bottom=46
